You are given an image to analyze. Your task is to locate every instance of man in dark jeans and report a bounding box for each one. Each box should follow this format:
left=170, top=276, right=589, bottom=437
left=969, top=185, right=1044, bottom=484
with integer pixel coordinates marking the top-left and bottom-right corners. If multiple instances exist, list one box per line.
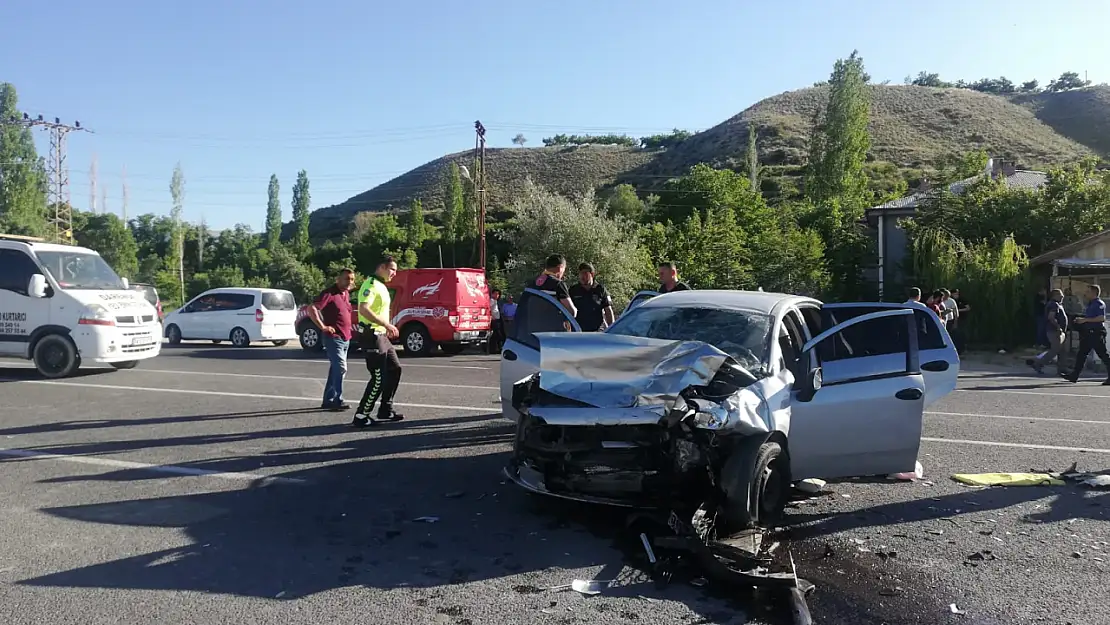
left=1063, top=284, right=1110, bottom=385
left=1031, top=289, right=1066, bottom=375
left=569, top=263, right=615, bottom=332
left=308, top=268, right=356, bottom=410
left=354, top=255, right=404, bottom=427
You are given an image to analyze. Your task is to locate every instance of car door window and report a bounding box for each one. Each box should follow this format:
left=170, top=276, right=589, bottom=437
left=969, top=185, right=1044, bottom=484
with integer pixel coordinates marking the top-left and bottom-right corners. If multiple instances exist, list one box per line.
left=808, top=308, right=921, bottom=384
left=0, top=250, right=41, bottom=296
left=213, top=293, right=253, bottom=312
left=821, top=306, right=946, bottom=356
left=511, top=289, right=579, bottom=350
left=780, top=311, right=807, bottom=381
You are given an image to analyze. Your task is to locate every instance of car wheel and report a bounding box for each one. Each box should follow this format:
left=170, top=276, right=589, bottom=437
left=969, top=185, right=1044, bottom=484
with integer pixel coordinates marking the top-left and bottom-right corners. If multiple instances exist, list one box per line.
left=719, top=438, right=789, bottom=530
left=299, top=325, right=323, bottom=351
left=402, top=324, right=433, bottom=357
left=165, top=324, right=182, bottom=345
left=230, top=327, right=251, bottom=348
left=33, top=334, right=81, bottom=379
left=272, top=340, right=289, bottom=347
left=211, top=340, right=222, bottom=344
left=440, top=343, right=466, bottom=356
left=111, top=360, right=139, bottom=370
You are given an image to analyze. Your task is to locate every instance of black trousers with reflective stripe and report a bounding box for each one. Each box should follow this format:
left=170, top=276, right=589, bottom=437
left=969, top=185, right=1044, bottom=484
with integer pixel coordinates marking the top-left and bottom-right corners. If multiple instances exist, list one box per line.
left=1070, top=329, right=1110, bottom=379
left=357, top=332, right=402, bottom=416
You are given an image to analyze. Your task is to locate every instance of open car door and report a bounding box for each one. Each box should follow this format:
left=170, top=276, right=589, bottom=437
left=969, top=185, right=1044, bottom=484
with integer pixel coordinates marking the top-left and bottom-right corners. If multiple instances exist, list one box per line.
left=789, top=308, right=925, bottom=481
left=500, top=288, right=581, bottom=421
left=618, top=290, right=659, bottom=320
left=819, top=302, right=959, bottom=408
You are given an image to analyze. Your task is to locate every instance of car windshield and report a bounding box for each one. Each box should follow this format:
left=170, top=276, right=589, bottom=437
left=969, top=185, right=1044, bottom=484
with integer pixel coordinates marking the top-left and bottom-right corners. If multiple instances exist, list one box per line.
left=35, top=250, right=125, bottom=290
left=606, top=305, right=772, bottom=372
left=262, top=291, right=296, bottom=310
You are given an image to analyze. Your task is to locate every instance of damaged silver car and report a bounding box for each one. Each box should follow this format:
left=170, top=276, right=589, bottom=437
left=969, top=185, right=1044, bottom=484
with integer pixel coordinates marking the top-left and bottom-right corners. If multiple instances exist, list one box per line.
left=500, top=289, right=959, bottom=530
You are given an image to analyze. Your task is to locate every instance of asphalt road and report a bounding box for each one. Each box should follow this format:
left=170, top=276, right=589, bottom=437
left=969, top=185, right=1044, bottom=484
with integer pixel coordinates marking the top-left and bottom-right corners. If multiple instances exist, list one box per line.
left=0, top=344, right=1107, bottom=625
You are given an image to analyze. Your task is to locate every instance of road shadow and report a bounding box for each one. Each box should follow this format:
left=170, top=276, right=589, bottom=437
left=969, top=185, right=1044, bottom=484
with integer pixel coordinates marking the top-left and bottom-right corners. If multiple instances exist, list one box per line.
left=0, top=366, right=115, bottom=383
left=14, top=419, right=770, bottom=623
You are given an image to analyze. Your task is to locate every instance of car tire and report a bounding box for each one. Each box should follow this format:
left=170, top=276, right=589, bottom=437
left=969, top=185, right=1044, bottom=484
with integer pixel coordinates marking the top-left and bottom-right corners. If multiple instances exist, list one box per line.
left=230, top=327, right=251, bottom=348
left=440, top=343, right=466, bottom=356
left=165, top=324, right=182, bottom=345
left=211, top=340, right=222, bottom=344
left=402, top=324, right=433, bottom=357
left=299, top=324, right=323, bottom=351
left=272, top=340, right=289, bottom=347
left=111, top=360, right=139, bottom=370
left=719, top=438, right=789, bottom=530
left=33, top=334, right=81, bottom=379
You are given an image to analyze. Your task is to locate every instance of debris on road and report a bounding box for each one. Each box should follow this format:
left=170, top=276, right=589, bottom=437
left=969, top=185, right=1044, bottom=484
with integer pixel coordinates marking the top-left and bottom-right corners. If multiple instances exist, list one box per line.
left=950, top=603, right=966, bottom=615
left=889, top=460, right=924, bottom=481
left=570, top=579, right=605, bottom=595
left=951, top=472, right=1065, bottom=487
left=795, top=478, right=827, bottom=494
left=413, top=516, right=440, bottom=523
left=443, top=491, right=466, bottom=499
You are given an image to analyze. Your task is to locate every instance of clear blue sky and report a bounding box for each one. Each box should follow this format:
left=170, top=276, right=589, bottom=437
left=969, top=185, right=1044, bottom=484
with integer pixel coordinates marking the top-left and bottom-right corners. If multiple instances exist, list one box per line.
left=3, top=0, right=1107, bottom=231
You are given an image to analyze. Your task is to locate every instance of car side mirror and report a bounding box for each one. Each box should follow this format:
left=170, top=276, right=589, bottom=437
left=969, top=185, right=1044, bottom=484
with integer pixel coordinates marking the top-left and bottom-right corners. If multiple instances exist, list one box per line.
left=796, top=366, right=823, bottom=403
left=121, top=277, right=130, bottom=290
left=28, top=274, right=48, bottom=298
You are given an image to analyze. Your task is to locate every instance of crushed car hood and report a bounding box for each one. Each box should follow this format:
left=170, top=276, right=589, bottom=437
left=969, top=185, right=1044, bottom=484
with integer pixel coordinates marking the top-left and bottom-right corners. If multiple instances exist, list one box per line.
left=535, top=332, right=735, bottom=408
left=526, top=332, right=783, bottom=434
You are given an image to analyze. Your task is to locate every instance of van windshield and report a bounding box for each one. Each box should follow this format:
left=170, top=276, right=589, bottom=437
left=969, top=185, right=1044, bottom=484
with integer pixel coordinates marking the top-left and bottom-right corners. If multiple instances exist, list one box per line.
left=35, top=250, right=125, bottom=290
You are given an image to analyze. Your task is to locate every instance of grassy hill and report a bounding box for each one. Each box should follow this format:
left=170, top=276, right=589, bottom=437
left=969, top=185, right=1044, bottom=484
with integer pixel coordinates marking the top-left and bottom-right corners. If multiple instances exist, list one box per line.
left=308, top=85, right=1110, bottom=239
left=308, top=145, right=653, bottom=238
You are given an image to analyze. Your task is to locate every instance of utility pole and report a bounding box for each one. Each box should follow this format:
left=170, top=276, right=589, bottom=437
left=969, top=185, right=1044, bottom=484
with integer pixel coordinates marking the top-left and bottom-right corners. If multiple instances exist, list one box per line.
left=121, top=165, right=129, bottom=222
left=89, top=154, right=98, bottom=215
left=0, top=114, right=90, bottom=243
left=474, top=120, right=487, bottom=273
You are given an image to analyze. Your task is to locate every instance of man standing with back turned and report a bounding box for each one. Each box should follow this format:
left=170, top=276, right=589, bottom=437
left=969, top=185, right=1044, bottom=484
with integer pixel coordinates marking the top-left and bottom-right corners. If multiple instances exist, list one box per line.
left=354, top=255, right=405, bottom=427
left=308, top=267, right=355, bottom=411
left=1063, top=284, right=1110, bottom=385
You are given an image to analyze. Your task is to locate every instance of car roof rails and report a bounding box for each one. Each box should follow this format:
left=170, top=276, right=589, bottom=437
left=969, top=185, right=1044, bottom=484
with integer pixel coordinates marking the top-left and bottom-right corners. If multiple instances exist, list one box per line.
left=0, top=233, right=46, bottom=243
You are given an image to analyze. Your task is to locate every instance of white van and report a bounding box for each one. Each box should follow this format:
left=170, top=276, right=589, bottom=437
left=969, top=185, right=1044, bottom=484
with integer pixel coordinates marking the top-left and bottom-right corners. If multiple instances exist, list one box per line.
left=0, top=234, right=162, bottom=378
left=163, top=287, right=299, bottom=348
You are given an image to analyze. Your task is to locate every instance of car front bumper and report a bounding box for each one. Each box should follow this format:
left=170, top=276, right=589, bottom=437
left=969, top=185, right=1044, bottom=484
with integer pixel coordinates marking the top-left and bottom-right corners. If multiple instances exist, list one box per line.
left=73, top=324, right=162, bottom=363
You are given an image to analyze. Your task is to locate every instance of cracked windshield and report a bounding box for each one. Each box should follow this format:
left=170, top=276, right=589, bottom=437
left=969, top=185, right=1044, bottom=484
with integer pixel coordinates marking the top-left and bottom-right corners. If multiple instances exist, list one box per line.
left=0, top=2, right=1108, bottom=625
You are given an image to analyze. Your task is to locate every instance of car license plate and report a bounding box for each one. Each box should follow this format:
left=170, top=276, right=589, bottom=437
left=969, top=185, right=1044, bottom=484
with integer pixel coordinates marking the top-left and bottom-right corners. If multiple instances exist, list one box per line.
left=131, top=336, right=152, bottom=346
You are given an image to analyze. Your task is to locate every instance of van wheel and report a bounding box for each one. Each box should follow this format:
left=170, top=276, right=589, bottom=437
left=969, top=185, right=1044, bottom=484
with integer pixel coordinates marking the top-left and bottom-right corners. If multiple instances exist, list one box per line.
left=111, top=361, right=139, bottom=370
left=33, top=334, right=81, bottom=379
left=719, top=438, right=789, bottom=530
left=402, top=324, right=433, bottom=357
left=440, top=343, right=466, bottom=356
left=211, top=340, right=222, bottom=344
left=165, top=324, right=182, bottom=345
left=230, top=327, right=251, bottom=348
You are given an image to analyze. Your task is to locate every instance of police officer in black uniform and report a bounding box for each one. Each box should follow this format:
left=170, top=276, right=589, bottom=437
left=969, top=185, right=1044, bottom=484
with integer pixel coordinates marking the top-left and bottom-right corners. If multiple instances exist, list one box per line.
left=568, top=262, right=615, bottom=332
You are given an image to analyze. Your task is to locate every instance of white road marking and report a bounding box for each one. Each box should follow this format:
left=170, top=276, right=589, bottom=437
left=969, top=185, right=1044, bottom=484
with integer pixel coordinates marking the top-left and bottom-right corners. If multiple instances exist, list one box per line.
left=927, top=411, right=1110, bottom=426
left=109, top=367, right=499, bottom=391
left=279, top=358, right=490, bottom=371
left=957, top=388, right=1110, bottom=399
left=0, top=447, right=306, bottom=484
left=922, top=437, right=1110, bottom=454
left=1, top=378, right=496, bottom=412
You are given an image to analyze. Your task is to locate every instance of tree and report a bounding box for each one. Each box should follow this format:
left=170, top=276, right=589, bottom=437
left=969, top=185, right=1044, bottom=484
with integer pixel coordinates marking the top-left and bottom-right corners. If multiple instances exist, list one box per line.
left=0, top=83, right=48, bottom=237
left=1020, top=79, right=1040, bottom=92
left=511, top=133, right=527, bottom=147
left=908, top=71, right=951, bottom=88
left=442, top=163, right=466, bottom=265
left=640, top=129, right=693, bottom=150
left=169, top=163, right=186, bottom=304
left=501, top=180, right=650, bottom=308
left=805, top=51, right=874, bottom=299
left=291, top=169, right=311, bottom=259
left=745, top=123, right=759, bottom=189
left=405, top=198, right=426, bottom=252
left=602, top=184, right=647, bottom=221
left=265, top=174, right=281, bottom=250
left=72, top=211, right=139, bottom=279
left=541, top=134, right=639, bottom=147
left=1046, top=71, right=1091, bottom=92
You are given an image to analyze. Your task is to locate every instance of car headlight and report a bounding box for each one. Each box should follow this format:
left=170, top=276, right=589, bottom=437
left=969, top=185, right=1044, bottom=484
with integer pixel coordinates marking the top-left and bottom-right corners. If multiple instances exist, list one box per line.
left=78, top=303, right=115, bottom=327
left=690, top=405, right=730, bottom=430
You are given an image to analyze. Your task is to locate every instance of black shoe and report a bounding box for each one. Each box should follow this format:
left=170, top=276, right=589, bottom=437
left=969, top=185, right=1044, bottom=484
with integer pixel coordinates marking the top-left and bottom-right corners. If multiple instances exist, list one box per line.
left=376, top=409, right=404, bottom=422
left=1102, top=379, right=1110, bottom=386
left=1061, top=372, right=1078, bottom=383
left=352, top=414, right=376, bottom=428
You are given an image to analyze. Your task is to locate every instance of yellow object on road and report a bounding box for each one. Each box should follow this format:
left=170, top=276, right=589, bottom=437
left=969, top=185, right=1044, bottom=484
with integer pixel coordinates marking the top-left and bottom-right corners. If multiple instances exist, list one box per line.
left=951, top=472, right=1066, bottom=487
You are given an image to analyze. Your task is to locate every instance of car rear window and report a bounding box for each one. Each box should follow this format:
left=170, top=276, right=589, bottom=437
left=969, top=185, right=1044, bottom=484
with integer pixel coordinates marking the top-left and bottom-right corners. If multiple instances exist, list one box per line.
left=262, top=291, right=296, bottom=310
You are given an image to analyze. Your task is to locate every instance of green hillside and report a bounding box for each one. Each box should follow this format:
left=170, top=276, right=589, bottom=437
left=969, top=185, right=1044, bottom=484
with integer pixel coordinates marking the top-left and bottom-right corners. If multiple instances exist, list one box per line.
left=308, top=84, right=1110, bottom=238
